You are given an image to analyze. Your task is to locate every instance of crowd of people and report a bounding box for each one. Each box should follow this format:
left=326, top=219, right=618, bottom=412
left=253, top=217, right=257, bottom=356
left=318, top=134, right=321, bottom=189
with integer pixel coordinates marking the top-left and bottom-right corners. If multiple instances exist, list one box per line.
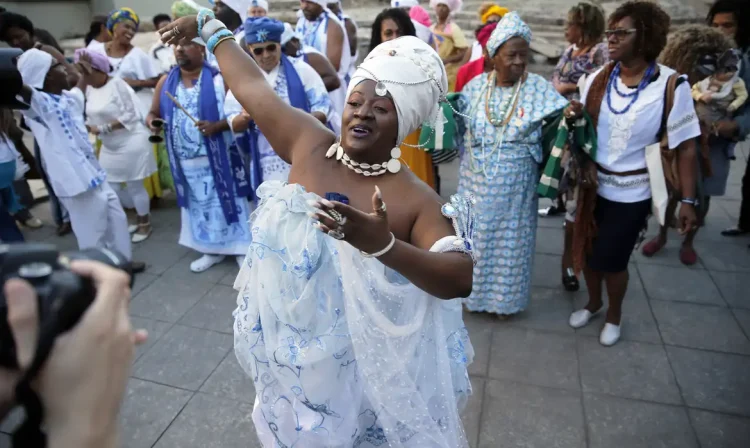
left=0, top=0, right=748, bottom=446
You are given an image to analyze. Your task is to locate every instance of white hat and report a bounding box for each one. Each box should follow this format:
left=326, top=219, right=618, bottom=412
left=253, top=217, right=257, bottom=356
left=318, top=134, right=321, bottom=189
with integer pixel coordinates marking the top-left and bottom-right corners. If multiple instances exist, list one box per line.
left=18, top=49, right=54, bottom=90
left=347, top=36, right=448, bottom=143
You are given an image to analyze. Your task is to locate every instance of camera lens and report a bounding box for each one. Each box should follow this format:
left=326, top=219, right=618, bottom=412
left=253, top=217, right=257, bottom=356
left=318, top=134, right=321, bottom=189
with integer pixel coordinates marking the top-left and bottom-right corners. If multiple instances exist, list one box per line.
left=18, top=262, right=53, bottom=279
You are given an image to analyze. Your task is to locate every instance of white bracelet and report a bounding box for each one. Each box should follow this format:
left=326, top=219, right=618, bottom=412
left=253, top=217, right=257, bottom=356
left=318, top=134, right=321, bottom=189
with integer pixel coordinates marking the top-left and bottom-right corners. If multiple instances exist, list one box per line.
left=201, top=19, right=228, bottom=42
left=360, top=232, right=396, bottom=258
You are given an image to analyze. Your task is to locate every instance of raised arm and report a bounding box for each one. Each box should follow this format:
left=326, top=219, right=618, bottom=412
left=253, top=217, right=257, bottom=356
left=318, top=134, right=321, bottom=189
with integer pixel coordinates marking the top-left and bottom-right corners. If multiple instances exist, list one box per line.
left=161, top=16, right=334, bottom=164
left=325, top=20, right=345, bottom=72
left=213, top=39, right=334, bottom=163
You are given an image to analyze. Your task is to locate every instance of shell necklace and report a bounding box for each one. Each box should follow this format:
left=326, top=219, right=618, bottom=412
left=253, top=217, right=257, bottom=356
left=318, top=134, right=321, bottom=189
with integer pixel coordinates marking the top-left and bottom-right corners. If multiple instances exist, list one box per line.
left=466, top=72, right=526, bottom=179
left=326, top=140, right=402, bottom=177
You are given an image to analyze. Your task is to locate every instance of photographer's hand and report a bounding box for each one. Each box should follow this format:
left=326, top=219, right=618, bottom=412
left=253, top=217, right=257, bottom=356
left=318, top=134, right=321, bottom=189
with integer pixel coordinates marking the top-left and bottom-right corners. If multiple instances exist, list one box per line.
left=4, top=260, right=147, bottom=448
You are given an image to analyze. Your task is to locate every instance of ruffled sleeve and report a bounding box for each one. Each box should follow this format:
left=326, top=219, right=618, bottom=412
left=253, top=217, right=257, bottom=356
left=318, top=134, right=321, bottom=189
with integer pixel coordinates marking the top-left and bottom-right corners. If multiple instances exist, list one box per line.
left=666, top=78, right=701, bottom=150
left=117, top=47, right=160, bottom=81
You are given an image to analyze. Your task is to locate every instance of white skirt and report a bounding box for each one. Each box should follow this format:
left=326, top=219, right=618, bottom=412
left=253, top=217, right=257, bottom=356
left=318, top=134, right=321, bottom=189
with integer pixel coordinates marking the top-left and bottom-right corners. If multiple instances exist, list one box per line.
left=99, top=126, right=157, bottom=183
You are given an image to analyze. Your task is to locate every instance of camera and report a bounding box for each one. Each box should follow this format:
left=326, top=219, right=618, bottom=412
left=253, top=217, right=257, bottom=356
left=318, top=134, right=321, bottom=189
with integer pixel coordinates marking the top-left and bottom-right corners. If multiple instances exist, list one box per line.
left=0, top=243, right=133, bottom=369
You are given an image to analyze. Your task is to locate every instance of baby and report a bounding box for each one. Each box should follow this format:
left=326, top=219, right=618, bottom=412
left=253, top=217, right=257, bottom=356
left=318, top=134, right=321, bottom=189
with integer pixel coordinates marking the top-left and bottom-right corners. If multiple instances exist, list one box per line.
left=692, top=49, right=748, bottom=158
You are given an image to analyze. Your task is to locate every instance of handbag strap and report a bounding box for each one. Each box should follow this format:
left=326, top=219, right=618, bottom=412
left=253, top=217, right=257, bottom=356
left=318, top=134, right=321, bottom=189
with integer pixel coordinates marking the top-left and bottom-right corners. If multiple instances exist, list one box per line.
left=658, top=73, right=680, bottom=147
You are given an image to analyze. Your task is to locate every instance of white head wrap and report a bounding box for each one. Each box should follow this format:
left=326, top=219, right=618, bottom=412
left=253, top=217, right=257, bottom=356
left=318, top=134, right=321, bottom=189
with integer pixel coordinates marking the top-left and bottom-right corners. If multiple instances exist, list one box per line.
left=18, top=49, right=54, bottom=90
left=280, top=22, right=303, bottom=46
left=391, top=0, right=419, bottom=8
left=429, top=0, right=462, bottom=14
left=249, top=0, right=268, bottom=12
left=347, top=36, right=448, bottom=143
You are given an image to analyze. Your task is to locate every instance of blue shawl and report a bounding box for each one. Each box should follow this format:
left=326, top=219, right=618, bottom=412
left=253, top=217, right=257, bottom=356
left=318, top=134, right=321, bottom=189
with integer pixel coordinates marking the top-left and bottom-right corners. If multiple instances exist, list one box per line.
left=160, top=62, right=250, bottom=224
left=235, top=54, right=309, bottom=199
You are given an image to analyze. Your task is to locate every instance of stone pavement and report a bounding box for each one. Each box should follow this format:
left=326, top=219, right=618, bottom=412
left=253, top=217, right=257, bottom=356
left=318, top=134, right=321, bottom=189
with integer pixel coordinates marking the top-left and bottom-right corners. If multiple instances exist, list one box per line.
left=1, top=151, right=749, bottom=447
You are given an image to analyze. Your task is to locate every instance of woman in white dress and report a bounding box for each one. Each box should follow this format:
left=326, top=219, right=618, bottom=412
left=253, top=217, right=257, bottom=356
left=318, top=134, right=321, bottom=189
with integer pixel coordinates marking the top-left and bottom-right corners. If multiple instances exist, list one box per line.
left=102, top=7, right=164, bottom=202
left=162, top=11, right=474, bottom=447
left=76, top=49, right=156, bottom=243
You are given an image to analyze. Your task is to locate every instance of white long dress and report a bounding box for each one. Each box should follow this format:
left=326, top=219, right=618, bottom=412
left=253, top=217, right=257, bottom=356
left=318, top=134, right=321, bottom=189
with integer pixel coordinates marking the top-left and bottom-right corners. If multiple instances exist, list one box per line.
left=233, top=181, right=474, bottom=448
left=106, top=47, right=160, bottom=118
left=85, top=77, right=157, bottom=182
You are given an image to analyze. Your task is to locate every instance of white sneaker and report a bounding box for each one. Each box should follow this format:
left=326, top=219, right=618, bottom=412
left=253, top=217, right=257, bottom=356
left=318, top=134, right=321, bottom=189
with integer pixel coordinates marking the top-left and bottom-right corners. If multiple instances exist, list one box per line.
left=132, top=228, right=152, bottom=243
left=190, top=254, right=225, bottom=273
left=569, top=309, right=597, bottom=329
left=599, top=323, right=621, bottom=346
left=236, top=255, right=245, bottom=267
left=128, top=224, right=138, bottom=234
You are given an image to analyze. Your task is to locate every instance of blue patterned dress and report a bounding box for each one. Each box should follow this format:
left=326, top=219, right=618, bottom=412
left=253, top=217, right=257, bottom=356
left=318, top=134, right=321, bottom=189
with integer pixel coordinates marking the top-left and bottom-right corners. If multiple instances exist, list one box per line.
left=457, top=73, right=567, bottom=314
left=171, top=73, right=253, bottom=255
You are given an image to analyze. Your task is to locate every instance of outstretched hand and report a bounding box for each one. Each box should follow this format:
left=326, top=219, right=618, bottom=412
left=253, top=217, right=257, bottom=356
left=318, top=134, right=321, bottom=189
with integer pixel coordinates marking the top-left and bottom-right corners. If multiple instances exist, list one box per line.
left=310, top=186, right=394, bottom=255
left=159, top=15, right=200, bottom=46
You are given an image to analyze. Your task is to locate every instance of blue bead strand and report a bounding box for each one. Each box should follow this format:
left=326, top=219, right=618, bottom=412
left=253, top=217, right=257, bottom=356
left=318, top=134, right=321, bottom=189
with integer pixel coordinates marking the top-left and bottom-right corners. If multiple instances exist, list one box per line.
left=605, top=62, right=656, bottom=115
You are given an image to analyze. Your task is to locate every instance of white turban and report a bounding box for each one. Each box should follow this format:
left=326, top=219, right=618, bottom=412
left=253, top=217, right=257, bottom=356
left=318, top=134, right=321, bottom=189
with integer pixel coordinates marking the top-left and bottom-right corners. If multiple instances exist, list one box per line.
left=281, top=22, right=302, bottom=46
left=347, top=36, right=448, bottom=143
left=249, top=0, right=268, bottom=12
left=391, top=0, right=419, bottom=8
left=429, top=0, right=462, bottom=13
left=18, top=49, right=54, bottom=90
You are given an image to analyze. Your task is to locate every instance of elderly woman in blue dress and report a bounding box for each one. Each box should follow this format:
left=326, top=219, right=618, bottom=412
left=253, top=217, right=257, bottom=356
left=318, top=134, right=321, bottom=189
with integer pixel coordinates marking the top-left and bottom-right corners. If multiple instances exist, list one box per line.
left=457, top=12, right=568, bottom=317
left=225, top=17, right=334, bottom=194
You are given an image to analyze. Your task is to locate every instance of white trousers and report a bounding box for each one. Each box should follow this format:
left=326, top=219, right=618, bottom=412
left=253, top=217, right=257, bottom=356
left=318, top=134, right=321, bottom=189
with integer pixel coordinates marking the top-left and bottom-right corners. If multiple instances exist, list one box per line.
left=110, top=180, right=150, bottom=217
left=59, top=183, right=132, bottom=260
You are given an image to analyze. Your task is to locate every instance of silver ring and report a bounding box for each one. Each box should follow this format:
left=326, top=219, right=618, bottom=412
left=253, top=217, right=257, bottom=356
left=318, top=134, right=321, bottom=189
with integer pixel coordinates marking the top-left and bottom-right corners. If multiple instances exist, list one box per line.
left=173, top=27, right=181, bottom=36
left=328, top=229, right=345, bottom=240
left=328, top=209, right=346, bottom=225
left=379, top=202, right=387, bottom=213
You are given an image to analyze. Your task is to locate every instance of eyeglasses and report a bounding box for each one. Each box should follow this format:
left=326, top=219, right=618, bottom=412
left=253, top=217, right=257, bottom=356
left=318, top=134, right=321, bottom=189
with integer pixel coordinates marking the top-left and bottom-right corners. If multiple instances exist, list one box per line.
left=604, top=28, right=636, bottom=40
left=251, top=44, right=277, bottom=56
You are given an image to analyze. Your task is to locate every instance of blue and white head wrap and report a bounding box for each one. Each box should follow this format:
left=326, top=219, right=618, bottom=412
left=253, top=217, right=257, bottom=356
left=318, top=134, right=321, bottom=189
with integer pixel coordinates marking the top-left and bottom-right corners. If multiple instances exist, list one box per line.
left=244, top=17, right=284, bottom=44
left=485, top=11, right=531, bottom=57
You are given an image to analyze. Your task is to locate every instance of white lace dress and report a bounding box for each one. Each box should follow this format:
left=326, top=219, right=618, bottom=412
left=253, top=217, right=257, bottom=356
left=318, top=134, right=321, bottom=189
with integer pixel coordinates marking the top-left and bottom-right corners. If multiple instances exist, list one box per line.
left=233, top=181, right=475, bottom=447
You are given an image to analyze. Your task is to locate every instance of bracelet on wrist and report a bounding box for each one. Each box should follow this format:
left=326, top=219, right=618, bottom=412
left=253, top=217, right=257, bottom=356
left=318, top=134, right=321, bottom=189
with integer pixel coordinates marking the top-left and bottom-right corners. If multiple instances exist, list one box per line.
left=680, top=197, right=697, bottom=206
left=197, top=8, right=215, bottom=38
left=360, top=233, right=396, bottom=258
left=207, top=29, right=234, bottom=54
left=201, top=18, right=228, bottom=43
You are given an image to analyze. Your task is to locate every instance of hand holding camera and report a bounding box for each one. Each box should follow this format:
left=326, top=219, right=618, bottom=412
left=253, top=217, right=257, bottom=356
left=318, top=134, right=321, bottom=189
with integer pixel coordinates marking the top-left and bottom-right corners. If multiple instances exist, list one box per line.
left=0, top=245, right=147, bottom=447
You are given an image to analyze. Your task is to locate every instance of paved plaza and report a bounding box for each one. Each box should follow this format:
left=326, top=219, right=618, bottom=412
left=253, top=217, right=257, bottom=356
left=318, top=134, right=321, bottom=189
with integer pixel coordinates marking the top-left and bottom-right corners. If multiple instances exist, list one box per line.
left=0, top=141, right=748, bottom=447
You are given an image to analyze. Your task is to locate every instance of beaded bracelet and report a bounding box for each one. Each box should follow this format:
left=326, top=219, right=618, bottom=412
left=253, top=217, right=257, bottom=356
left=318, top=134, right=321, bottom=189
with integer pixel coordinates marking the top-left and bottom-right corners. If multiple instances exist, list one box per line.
left=197, top=8, right=215, bottom=37
left=207, top=29, right=234, bottom=54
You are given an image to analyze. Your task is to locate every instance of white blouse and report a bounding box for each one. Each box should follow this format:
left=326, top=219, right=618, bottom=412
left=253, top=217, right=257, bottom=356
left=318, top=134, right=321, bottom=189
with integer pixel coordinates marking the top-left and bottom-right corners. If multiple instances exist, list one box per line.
left=581, top=64, right=701, bottom=203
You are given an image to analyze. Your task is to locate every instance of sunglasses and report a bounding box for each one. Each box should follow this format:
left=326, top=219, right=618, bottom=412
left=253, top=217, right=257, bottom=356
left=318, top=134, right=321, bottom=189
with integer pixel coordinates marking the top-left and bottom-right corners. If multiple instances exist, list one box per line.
left=251, top=44, right=277, bottom=56
left=604, top=28, right=636, bottom=40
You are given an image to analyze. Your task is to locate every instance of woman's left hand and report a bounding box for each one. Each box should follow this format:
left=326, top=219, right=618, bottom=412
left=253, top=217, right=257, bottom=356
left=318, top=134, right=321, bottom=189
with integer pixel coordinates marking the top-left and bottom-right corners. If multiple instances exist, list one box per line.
left=87, top=125, right=100, bottom=135
left=159, top=15, right=199, bottom=46
left=309, top=186, right=393, bottom=255
left=677, top=203, right=697, bottom=235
